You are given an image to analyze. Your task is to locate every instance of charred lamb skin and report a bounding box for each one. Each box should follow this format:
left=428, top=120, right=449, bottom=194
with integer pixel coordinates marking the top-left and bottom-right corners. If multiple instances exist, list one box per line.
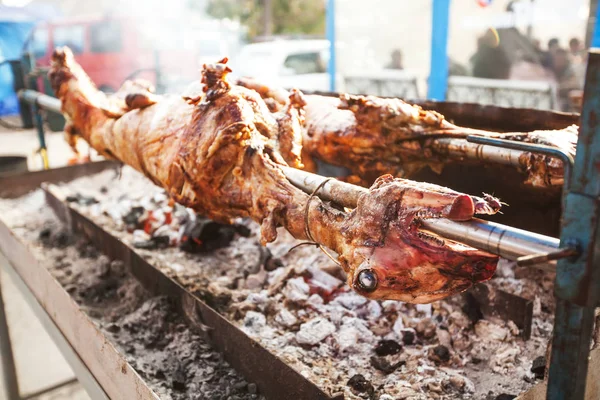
left=50, top=47, right=500, bottom=302
left=236, top=77, right=576, bottom=188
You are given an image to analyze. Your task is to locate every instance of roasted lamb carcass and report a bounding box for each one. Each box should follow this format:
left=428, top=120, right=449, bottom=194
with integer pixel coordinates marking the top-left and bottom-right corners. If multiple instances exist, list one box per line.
left=50, top=47, right=501, bottom=303
left=236, top=77, right=577, bottom=188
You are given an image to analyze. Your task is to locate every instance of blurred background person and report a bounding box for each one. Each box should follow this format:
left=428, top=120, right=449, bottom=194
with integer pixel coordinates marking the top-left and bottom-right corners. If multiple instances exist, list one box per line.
left=385, top=49, right=404, bottom=70
left=470, top=29, right=511, bottom=79
left=552, top=48, right=580, bottom=111
left=542, top=37, right=560, bottom=69
left=569, top=37, right=583, bottom=60
left=448, top=57, right=469, bottom=76
left=509, top=50, right=554, bottom=82
left=533, top=38, right=544, bottom=58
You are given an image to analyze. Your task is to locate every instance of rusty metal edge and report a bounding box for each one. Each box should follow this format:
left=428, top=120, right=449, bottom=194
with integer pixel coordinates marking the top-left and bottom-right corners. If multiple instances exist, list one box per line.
left=0, top=160, right=119, bottom=199
left=0, top=253, right=109, bottom=400
left=301, top=89, right=579, bottom=131
left=0, top=219, right=161, bottom=400
left=468, top=283, right=534, bottom=340
left=43, top=184, right=344, bottom=400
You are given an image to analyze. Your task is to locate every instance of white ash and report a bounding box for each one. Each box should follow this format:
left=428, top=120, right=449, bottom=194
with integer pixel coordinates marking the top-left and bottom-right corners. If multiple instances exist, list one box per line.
left=26, top=166, right=560, bottom=400
left=243, top=311, right=267, bottom=332
left=337, top=317, right=377, bottom=354
left=0, top=194, right=258, bottom=400
left=416, top=303, right=433, bottom=317
left=296, top=318, right=336, bottom=345
left=306, top=293, right=325, bottom=308
left=283, top=277, right=310, bottom=303
left=275, top=308, right=298, bottom=328
left=330, top=291, right=368, bottom=309
left=475, top=320, right=511, bottom=342
left=490, top=345, right=521, bottom=373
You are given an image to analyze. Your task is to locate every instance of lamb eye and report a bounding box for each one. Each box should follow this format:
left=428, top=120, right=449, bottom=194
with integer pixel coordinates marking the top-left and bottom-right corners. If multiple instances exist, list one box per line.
left=356, top=269, right=378, bottom=293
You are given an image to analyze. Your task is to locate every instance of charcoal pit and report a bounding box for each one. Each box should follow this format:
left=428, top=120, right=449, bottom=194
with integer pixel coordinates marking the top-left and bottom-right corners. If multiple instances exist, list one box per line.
left=0, top=166, right=559, bottom=399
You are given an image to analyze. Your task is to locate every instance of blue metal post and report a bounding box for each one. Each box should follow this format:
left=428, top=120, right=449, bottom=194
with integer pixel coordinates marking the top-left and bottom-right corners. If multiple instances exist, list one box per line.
left=546, top=49, right=600, bottom=400
left=326, top=0, right=336, bottom=92
left=592, top=0, right=600, bottom=47
left=428, top=0, right=451, bottom=100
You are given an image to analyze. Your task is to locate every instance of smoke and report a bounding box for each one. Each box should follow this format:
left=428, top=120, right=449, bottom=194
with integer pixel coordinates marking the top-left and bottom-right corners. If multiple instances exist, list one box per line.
left=52, top=0, right=244, bottom=92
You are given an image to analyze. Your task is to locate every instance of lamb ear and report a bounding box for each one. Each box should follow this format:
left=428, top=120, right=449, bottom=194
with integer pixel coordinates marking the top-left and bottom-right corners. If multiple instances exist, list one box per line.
left=125, top=92, right=159, bottom=110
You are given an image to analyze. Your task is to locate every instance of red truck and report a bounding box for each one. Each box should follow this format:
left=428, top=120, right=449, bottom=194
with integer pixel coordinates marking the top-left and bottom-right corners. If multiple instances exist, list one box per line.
left=23, top=15, right=200, bottom=93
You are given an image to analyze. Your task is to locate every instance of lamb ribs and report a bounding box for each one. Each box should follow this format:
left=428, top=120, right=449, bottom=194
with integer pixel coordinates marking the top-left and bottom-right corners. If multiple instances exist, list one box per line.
left=50, top=47, right=501, bottom=303
left=237, top=77, right=577, bottom=189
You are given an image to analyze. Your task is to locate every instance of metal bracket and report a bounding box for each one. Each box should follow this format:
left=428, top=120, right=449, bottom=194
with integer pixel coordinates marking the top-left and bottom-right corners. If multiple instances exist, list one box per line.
left=466, top=135, right=575, bottom=189
left=516, top=243, right=580, bottom=267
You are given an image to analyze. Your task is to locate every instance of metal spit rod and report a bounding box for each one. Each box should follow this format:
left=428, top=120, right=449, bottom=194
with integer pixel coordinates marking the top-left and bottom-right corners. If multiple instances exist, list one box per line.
left=19, top=89, right=62, bottom=113
left=431, top=137, right=525, bottom=168
left=280, top=165, right=560, bottom=269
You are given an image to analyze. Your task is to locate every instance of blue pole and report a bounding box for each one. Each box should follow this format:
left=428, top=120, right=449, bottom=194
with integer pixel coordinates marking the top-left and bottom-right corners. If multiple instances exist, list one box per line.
left=592, top=0, right=600, bottom=47
left=326, top=0, right=336, bottom=92
left=428, top=0, right=451, bottom=100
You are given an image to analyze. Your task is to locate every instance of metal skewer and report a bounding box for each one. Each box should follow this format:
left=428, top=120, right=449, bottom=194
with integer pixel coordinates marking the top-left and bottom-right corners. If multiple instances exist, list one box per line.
left=280, top=165, right=560, bottom=270
left=19, top=89, right=62, bottom=113
left=431, top=138, right=526, bottom=168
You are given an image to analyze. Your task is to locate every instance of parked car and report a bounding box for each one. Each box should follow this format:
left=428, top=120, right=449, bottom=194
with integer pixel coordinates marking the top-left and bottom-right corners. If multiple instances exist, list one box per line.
left=233, top=39, right=343, bottom=92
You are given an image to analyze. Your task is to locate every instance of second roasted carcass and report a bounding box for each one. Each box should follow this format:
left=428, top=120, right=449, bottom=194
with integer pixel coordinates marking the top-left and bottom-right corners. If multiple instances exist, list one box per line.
left=50, top=47, right=501, bottom=303
left=237, top=78, right=577, bottom=188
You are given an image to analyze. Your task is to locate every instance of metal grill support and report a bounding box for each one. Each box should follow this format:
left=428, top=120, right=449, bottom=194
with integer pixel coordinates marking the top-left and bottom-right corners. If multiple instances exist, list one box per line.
left=546, top=48, right=600, bottom=400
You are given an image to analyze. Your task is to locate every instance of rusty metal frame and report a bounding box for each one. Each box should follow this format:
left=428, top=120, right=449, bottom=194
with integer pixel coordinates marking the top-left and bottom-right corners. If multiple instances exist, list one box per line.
left=0, top=161, right=125, bottom=400
left=43, top=184, right=342, bottom=400
left=0, top=252, right=109, bottom=400
left=0, top=160, right=118, bottom=199
left=0, top=222, right=158, bottom=400
left=0, top=259, right=20, bottom=400
left=467, top=284, right=533, bottom=340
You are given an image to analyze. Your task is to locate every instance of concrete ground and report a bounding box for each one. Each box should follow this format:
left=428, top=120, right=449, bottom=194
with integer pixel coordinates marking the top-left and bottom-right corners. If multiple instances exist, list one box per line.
left=0, top=120, right=91, bottom=400
left=0, top=117, right=92, bottom=171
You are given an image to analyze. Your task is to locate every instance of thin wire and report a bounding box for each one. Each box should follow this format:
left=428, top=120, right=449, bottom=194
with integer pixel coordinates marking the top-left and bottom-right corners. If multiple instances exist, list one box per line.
left=288, top=177, right=341, bottom=267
